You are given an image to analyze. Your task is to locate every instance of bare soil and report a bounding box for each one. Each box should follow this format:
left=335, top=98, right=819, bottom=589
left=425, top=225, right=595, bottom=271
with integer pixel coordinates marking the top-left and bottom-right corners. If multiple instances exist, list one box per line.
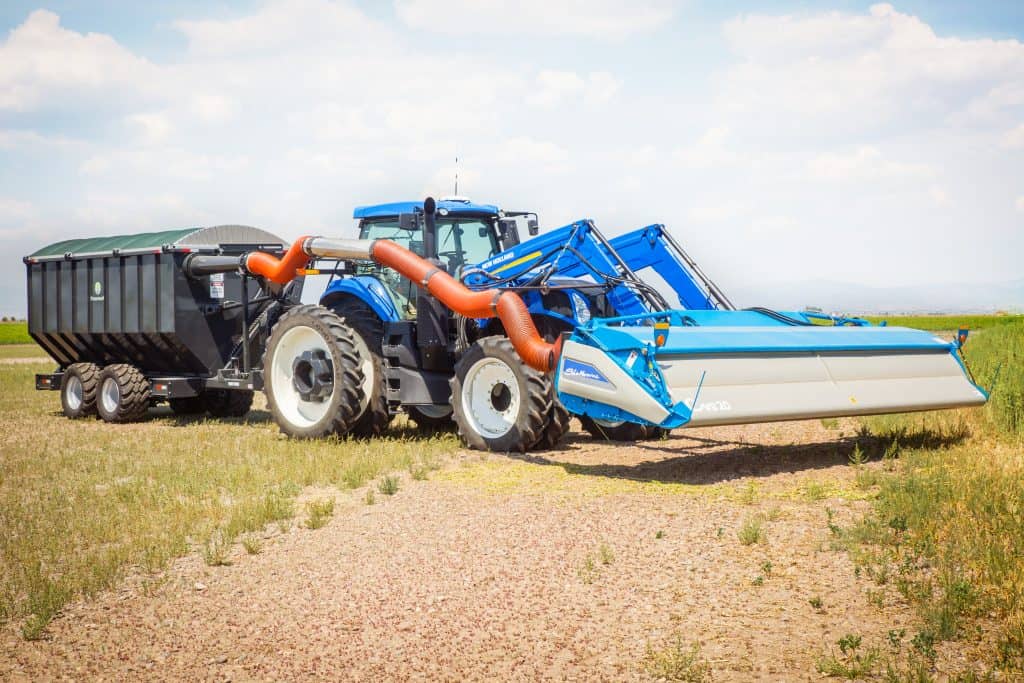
left=1, top=420, right=920, bottom=681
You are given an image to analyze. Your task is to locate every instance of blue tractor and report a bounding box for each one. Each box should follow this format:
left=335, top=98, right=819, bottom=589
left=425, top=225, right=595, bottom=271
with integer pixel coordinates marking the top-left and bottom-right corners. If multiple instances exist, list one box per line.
left=315, top=197, right=734, bottom=443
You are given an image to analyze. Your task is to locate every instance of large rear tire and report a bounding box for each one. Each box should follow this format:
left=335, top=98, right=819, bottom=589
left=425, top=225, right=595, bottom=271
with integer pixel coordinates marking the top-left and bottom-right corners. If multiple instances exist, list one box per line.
left=61, top=362, right=99, bottom=419
left=263, top=305, right=365, bottom=439
left=578, top=416, right=661, bottom=442
left=536, top=396, right=571, bottom=450
left=328, top=299, right=391, bottom=437
left=406, top=404, right=455, bottom=432
left=203, top=390, right=254, bottom=418
left=96, top=364, right=150, bottom=423
left=450, top=337, right=552, bottom=453
left=169, top=395, right=206, bottom=415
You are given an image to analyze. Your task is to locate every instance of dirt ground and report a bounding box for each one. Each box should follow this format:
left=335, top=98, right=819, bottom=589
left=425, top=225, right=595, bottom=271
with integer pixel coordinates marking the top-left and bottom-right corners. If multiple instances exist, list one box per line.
left=2, top=420, right=925, bottom=681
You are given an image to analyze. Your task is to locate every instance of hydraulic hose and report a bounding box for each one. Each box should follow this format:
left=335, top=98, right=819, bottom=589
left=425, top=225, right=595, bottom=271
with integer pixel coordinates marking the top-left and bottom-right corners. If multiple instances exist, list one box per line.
left=243, top=235, right=560, bottom=372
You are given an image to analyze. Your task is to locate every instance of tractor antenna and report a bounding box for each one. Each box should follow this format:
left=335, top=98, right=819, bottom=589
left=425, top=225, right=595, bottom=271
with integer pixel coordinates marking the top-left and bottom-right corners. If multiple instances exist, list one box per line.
left=454, top=156, right=459, bottom=196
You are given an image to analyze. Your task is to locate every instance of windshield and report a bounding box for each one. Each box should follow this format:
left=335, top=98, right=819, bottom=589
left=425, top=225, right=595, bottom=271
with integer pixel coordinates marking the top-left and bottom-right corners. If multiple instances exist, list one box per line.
left=357, top=216, right=500, bottom=318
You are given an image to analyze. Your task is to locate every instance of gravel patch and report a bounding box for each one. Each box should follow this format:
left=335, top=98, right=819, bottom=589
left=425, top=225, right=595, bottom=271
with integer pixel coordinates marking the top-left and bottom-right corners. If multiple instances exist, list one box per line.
left=1, top=419, right=918, bottom=681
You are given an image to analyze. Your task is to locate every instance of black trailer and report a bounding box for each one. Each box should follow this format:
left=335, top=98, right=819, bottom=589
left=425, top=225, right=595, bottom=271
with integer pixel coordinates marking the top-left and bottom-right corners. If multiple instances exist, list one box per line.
left=26, top=226, right=302, bottom=421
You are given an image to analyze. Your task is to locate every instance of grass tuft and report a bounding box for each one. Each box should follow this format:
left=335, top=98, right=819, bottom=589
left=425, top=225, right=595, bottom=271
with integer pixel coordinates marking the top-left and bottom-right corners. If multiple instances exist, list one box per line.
left=737, top=515, right=766, bottom=546
left=642, top=636, right=712, bottom=682
left=377, top=474, right=400, bottom=496
left=303, top=498, right=335, bottom=530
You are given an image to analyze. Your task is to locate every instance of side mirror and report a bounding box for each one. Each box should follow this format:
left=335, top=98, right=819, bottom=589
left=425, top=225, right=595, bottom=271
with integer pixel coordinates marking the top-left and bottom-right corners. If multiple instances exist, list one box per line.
left=527, top=216, right=539, bottom=236
left=398, top=213, right=420, bottom=231
left=497, top=219, right=516, bottom=241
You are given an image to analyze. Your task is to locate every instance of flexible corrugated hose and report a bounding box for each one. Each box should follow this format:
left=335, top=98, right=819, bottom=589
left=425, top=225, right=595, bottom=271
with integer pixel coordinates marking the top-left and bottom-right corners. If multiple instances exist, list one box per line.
left=244, top=236, right=560, bottom=372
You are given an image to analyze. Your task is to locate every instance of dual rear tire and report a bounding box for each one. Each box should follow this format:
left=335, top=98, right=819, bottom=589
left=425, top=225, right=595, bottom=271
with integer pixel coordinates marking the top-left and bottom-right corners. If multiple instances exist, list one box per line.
left=61, top=362, right=149, bottom=422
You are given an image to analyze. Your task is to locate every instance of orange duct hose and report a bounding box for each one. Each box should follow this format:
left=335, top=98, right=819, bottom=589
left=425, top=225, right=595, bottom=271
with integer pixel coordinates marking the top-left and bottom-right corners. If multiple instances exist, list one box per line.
left=371, top=240, right=559, bottom=371
left=241, top=235, right=559, bottom=372
left=245, top=236, right=312, bottom=285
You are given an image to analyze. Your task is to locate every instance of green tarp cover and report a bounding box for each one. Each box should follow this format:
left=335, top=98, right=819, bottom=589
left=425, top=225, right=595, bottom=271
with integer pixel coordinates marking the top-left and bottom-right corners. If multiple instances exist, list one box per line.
left=29, top=228, right=200, bottom=259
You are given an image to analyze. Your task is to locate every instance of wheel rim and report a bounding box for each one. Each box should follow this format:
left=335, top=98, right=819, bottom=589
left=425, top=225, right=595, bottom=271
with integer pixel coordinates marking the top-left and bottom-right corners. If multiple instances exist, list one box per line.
left=461, top=358, right=520, bottom=439
left=415, top=405, right=452, bottom=419
left=65, top=375, right=83, bottom=411
left=271, top=325, right=335, bottom=429
left=100, top=377, right=120, bottom=414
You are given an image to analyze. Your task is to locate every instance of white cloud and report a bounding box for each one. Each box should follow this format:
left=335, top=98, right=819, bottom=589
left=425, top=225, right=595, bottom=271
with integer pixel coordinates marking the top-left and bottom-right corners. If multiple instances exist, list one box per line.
left=496, top=137, right=571, bottom=171
left=1004, top=123, right=1024, bottom=148
left=0, top=9, right=157, bottom=110
left=720, top=4, right=1024, bottom=134
left=394, top=0, right=675, bottom=39
left=674, top=126, right=737, bottom=167
left=126, top=112, right=173, bottom=145
left=528, top=70, right=622, bottom=107
left=807, top=146, right=934, bottom=181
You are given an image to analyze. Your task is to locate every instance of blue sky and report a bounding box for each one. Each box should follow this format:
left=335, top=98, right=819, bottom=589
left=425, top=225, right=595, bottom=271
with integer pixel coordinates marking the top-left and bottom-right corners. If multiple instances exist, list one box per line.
left=1, top=1, right=1022, bottom=315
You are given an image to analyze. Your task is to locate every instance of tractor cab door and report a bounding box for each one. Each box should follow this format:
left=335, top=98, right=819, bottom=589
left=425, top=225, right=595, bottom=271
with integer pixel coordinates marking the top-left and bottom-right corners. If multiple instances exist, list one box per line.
left=357, top=216, right=501, bottom=318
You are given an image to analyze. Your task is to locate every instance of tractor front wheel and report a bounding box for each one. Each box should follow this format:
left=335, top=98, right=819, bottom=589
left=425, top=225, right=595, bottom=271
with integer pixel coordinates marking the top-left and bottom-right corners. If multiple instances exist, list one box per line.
left=450, top=337, right=552, bottom=453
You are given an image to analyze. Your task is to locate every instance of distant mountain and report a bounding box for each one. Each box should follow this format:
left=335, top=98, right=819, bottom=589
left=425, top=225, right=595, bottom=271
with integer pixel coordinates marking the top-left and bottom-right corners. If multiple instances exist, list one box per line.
left=729, top=279, right=1024, bottom=315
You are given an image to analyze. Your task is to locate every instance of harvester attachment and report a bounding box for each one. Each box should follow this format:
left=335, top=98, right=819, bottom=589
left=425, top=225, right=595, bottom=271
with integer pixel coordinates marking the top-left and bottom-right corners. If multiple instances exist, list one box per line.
left=555, top=312, right=988, bottom=431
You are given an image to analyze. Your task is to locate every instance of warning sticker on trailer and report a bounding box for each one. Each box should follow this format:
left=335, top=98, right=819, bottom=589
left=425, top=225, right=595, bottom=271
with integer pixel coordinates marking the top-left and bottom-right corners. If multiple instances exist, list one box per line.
left=210, top=272, right=225, bottom=299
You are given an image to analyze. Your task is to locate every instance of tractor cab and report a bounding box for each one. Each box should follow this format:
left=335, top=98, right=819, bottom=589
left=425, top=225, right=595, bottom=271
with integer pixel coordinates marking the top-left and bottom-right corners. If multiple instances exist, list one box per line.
left=322, top=198, right=538, bottom=322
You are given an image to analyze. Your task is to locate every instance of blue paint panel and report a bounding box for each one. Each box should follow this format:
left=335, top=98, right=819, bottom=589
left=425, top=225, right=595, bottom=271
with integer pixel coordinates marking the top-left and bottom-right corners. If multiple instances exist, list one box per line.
left=320, top=276, right=400, bottom=322
left=354, top=200, right=501, bottom=219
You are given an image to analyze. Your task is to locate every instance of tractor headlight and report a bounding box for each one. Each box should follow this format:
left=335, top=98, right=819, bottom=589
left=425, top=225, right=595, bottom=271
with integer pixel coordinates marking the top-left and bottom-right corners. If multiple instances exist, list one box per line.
left=570, top=291, right=591, bottom=325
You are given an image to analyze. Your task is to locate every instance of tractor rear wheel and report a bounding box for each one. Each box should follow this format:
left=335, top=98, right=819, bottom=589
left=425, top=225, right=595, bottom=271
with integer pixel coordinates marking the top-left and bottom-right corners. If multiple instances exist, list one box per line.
left=263, top=304, right=365, bottom=439
left=169, top=395, right=206, bottom=415
left=61, top=362, right=99, bottom=419
left=535, top=397, right=571, bottom=450
left=406, top=405, right=455, bottom=432
left=450, top=336, right=552, bottom=453
left=579, top=416, right=656, bottom=442
left=329, top=299, right=391, bottom=437
left=203, top=390, right=254, bottom=418
left=96, top=364, right=150, bottom=423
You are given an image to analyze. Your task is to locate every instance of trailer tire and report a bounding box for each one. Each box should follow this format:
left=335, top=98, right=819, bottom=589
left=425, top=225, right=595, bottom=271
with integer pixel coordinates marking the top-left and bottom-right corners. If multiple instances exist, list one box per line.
left=328, top=299, right=391, bottom=438
left=169, top=396, right=206, bottom=415
left=406, top=405, right=455, bottom=432
left=202, top=390, right=254, bottom=418
left=450, top=336, right=552, bottom=453
left=61, top=362, right=99, bottom=419
left=263, top=304, right=365, bottom=439
left=96, top=364, right=150, bottom=423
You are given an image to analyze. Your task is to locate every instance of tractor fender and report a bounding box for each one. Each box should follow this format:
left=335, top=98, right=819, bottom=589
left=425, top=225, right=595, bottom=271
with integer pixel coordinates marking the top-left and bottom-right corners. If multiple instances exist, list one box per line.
left=319, top=276, right=400, bottom=322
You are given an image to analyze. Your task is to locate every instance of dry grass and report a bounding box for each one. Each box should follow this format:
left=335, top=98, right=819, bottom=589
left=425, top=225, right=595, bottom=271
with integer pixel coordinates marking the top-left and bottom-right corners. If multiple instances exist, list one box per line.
left=837, top=324, right=1024, bottom=675
left=0, top=361, right=457, bottom=638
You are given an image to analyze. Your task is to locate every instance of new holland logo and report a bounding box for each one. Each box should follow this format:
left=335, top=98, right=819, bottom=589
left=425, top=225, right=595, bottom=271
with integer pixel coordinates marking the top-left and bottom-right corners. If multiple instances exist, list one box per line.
left=561, top=359, right=613, bottom=387
left=90, top=281, right=104, bottom=302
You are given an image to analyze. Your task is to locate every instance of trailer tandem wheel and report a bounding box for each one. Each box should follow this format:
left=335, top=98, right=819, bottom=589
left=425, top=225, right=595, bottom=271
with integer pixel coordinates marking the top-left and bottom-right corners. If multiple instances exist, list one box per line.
left=450, top=336, right=552, bottom=453
left=96, top=364, right=151, bottom=423
left=60, top=362, right=100, bottom=419
left=263, top=304, right=366, bottom=439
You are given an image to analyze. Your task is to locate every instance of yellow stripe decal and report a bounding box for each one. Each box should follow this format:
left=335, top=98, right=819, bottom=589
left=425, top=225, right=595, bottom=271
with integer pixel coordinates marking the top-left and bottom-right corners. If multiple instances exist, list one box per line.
left=492, top=250, right=543, bottom=274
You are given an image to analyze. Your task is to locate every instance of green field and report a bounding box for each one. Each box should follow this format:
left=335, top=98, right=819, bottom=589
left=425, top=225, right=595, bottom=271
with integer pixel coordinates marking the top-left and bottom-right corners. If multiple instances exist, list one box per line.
left=0, top=322, right=32, bottom=345
left=862, top=314, right=1024, bottom=332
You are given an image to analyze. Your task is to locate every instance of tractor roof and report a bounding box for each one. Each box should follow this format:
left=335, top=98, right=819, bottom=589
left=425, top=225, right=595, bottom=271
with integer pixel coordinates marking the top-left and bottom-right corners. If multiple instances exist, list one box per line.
left=353, top=199, right=501, bottom=220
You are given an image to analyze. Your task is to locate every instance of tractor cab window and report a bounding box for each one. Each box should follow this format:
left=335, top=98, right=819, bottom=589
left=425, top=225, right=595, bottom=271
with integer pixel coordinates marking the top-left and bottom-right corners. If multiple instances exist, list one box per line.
left=356, top=216, right=500, bottom=319
left=435, top=218, right=498, bottom=272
